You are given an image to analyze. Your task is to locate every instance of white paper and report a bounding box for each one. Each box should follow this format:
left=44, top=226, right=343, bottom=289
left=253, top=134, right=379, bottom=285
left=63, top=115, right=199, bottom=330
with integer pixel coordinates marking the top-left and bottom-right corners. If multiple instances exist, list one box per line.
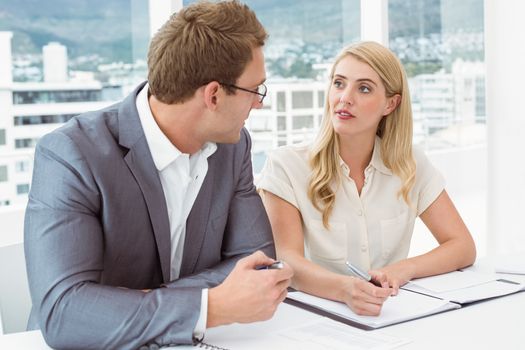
left=275, top=318, right=411, bottom=350
left=494, top=253, right=525, bottom=274
left=406, top=270, right=498, bottom=293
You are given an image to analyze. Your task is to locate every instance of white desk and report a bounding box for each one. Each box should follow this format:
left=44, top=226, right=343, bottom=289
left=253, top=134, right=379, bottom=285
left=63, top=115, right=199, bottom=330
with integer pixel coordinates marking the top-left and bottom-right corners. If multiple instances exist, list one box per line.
left=2, top=262, right=524, bottom=350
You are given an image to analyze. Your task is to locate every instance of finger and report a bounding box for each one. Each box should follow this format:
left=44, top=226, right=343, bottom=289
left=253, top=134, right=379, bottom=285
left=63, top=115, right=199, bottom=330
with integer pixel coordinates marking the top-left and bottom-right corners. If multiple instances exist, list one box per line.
left=275, top=277, right=291, bottom=292
left=363, top=282, right=393, bottom=299
left=391, top=279, right=400, bottom=296
left=240, top=250, right=275, bottom=269
left=352, top=301, right=382, bottom=316
left=354, top=281, right=390, bottom=305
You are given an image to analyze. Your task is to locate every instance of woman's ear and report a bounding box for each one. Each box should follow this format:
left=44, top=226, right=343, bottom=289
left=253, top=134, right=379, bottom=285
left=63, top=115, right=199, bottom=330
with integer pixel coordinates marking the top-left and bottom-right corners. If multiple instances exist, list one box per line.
left=384, top=94, right=401, bottom=116
left=203, top=81, right=221, bottom=110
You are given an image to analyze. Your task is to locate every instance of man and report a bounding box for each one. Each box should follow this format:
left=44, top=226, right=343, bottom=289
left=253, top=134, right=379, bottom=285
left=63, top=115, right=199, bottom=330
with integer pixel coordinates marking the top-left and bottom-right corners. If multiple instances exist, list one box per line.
left=24, top=1, right=293, bottom=349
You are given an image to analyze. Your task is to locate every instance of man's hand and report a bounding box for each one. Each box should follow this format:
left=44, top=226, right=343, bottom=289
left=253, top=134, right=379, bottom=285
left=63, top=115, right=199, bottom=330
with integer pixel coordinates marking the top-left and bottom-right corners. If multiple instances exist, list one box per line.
left=207, top=251, right=293, bottom=327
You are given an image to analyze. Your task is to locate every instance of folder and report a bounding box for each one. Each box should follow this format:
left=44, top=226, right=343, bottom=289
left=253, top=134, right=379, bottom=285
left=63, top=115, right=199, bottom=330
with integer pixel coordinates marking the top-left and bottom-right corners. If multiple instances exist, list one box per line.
left=286, top=270, right=525, bottom=330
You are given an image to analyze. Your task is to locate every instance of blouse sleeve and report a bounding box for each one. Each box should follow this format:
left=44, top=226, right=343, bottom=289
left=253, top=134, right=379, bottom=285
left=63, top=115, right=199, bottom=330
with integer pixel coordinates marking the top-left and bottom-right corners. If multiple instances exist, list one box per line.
left=256, top=148, right=300, bottom=209
left=413, top=147, right=446, bottom=216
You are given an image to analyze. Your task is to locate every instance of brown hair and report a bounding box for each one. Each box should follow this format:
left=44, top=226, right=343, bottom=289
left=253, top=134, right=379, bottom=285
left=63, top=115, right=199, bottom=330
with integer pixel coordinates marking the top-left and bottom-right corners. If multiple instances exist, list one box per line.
left=148, top=0, right=268, bottom=104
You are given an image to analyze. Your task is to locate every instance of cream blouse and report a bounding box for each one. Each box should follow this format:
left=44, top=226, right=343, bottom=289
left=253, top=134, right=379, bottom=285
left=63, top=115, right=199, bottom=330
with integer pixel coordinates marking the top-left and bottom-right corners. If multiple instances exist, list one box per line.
left=257, top=137, right=445, bottom=275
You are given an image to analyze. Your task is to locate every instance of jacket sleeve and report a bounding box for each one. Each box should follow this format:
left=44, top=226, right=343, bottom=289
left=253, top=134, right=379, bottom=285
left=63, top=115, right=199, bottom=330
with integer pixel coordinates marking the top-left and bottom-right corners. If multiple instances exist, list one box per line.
left=25, top=131, right=200, bottom=350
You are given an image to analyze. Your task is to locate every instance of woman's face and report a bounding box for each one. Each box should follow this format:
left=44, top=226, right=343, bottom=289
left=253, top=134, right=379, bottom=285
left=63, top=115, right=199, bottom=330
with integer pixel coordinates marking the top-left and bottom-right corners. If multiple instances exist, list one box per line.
left=328, top=55, right=398, bottom=139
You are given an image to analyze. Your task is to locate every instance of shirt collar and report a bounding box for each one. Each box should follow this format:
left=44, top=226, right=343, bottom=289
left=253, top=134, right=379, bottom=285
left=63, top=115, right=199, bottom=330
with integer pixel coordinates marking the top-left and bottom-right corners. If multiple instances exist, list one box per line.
left=369, top=136, right=393, bottom=175
left=136, top=83, right=217, bottom=171
left=338, top=136, right=393, bottom=176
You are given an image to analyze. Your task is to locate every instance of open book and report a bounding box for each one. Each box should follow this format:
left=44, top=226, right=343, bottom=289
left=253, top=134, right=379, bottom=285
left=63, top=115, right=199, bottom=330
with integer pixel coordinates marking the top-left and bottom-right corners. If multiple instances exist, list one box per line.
left=286, top=270, right=525, bottom=330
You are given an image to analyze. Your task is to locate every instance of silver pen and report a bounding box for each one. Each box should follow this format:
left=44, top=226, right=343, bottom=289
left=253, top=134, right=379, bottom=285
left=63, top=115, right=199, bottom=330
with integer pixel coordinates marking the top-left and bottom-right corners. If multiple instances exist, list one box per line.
left=345, top=261, right=372, bottom=281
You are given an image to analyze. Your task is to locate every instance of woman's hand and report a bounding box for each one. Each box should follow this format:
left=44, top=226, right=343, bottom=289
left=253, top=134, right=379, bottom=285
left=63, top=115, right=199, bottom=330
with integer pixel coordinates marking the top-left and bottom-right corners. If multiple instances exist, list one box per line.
left=372, top=260, right=417, bottom=296
left=339, top=276, right=392, bottom=316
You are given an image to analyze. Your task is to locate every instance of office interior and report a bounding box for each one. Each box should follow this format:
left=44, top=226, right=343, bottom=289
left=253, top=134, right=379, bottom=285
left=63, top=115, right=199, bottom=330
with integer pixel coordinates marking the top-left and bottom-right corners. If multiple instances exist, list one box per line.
left=1, top=0, right=524, bottom=340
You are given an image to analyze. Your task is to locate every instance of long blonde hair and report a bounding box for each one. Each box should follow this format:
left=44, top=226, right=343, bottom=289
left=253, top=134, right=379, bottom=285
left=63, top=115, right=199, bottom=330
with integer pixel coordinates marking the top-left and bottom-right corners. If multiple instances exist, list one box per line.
left=308, top=41, right=416, bottom=228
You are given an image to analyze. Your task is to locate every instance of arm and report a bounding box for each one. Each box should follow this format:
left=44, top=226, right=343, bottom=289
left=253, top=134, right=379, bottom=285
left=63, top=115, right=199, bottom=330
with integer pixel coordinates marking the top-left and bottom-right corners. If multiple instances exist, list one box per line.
left=25, top=133, right=202, bottom=349
left=377, top=190, right=476, bottom=294
left=261, top=190, right=391, bottom=316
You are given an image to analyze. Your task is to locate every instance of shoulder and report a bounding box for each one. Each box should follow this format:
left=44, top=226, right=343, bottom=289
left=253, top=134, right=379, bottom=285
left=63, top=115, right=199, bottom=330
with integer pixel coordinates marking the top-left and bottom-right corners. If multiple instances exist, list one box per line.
left=37, top=103, right=120, bottom=160
left=267, top=142, right=311, bottom=165
left=411, top=145, right=435, bottom=172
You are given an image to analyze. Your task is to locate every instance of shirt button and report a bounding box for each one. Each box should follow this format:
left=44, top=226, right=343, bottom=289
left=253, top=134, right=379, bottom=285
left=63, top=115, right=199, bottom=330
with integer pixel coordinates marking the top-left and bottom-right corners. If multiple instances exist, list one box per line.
left=357, top=210, right=363, bottom=216
left=360, top=244, right=367, bottom=252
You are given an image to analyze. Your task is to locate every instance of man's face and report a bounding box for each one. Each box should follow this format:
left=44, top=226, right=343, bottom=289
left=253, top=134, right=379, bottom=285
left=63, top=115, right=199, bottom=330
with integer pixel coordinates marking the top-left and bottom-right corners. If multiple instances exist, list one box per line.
left=211, top=46, right=266, bottom=144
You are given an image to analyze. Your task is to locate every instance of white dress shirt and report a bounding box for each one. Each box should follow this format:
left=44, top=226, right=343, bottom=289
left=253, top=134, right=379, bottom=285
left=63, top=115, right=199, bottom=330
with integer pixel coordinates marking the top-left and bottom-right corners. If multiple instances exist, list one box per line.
left=257, top=136, right=445, bottom=275
left=136, top=83, right=216, bottom=338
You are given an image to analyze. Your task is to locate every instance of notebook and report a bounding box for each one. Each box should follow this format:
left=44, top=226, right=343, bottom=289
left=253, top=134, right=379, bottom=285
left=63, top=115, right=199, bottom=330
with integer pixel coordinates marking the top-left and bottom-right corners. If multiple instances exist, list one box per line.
left=286, top=289, right=459, bottom=330
left=286, top=270, right=525, bottom=330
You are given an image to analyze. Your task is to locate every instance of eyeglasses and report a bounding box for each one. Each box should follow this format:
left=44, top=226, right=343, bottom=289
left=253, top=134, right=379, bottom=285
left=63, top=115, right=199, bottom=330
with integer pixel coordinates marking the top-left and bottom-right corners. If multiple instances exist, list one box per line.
left=220, top=82, right=267, bottom=103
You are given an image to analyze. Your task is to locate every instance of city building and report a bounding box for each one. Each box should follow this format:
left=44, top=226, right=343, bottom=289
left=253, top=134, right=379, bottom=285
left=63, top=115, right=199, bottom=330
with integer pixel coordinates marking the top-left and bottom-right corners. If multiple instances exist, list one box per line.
left=0, top=32, right=117, bottom=207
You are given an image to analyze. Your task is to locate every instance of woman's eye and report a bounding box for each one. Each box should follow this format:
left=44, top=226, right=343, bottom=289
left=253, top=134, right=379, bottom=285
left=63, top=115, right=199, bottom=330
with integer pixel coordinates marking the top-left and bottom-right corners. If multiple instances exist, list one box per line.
left=333, top=80, right=344, bottom=88
left=359, top=85, right=371, bottom=93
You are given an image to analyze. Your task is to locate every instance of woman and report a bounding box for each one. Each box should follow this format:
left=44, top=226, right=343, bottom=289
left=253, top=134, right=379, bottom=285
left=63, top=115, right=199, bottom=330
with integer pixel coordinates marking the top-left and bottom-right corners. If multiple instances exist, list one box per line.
left=257, top=41, right=476, bottom=316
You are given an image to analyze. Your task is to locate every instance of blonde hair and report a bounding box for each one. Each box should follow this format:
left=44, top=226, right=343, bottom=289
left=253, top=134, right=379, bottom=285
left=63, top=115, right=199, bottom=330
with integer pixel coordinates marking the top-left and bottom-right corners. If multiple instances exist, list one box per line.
left=308, top=41, right=416, bottom=228
left=148, top=0, right=268, bottom=104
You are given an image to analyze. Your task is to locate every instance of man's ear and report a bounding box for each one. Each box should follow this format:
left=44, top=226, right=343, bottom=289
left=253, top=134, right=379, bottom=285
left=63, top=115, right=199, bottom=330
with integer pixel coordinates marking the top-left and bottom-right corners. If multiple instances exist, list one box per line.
left=384, top=94, right=401, bottom=116
left=203, top=81, right=221, bottom=110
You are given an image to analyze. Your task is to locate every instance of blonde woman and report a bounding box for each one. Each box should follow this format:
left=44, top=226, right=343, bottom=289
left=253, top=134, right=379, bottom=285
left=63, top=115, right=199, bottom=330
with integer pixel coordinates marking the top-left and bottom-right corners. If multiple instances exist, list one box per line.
left=257, top=41, right=476, bottom=316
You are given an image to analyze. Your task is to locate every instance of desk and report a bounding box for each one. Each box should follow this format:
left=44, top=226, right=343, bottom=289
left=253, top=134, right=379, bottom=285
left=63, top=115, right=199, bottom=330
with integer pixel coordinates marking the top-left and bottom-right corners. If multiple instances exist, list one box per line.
left=2, top=262, right=524, bottom=350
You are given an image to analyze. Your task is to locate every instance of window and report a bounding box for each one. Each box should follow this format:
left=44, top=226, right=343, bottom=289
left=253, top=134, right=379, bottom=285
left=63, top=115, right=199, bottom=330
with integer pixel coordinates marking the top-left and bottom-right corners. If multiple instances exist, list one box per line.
left=17, top=183, right=30, bottom=195
left=0, top=165, right=8, bottom=182
left=15, top=138, right=38, bottom=149
left=292, top=115, right=314, bottom=130
left=389, top=0, right=485, bottom=150
left=14, top=114, right=75, bottom=126
left=15, top=160, right=31, bottom=173
left=277, top=116, right=286, bottom=131
left=276, top=91, right=286, bottom=112
left=317, top=91, right=325, bottom=108
left=13, top=90, right=102, bottom=104
left=292, top=91, right=313, bottom=109
left=0, top=129, right=5, bottom=145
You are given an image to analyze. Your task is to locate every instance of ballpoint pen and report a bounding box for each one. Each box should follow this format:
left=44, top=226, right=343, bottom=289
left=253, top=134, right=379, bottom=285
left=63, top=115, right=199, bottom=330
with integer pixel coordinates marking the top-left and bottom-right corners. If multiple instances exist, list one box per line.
left=255, top=261, right=284, bottom=270
left=345, top=261, right=382, bottom=287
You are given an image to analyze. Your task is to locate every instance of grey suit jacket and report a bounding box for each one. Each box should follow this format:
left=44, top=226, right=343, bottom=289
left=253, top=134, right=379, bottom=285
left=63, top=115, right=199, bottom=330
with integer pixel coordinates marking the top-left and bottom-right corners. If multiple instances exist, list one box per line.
left=24, top=82, right=275, bottom=349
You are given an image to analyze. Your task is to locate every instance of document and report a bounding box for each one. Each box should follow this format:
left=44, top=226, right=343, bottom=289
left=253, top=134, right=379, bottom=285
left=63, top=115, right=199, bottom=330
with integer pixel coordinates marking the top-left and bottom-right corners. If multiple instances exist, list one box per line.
left=274, top=318, right=411, bottom=350
left=168, top=303, right=410, bottom=350
left=493, top=253, right=525, bottom=274
left=403, top=270, right=525, bottom=304
left=286, top=289, right=460, bottom=330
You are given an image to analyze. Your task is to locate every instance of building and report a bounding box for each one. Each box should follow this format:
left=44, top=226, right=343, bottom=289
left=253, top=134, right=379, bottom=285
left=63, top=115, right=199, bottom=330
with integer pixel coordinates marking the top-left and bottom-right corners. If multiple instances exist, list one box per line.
left=0, top=32, right=118, bottom=207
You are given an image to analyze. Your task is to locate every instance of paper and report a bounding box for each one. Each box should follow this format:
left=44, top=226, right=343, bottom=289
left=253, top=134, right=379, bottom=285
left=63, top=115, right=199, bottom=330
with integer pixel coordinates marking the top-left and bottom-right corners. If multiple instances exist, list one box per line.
left=405, top=270, right=497, bottom=293
left=287, top=290, right=459, bottom=329
left=276, top=318, right=410, bottom=350
left=403, top=270, right=525, bottom=304
left=494, top=253, right=525, bottom=274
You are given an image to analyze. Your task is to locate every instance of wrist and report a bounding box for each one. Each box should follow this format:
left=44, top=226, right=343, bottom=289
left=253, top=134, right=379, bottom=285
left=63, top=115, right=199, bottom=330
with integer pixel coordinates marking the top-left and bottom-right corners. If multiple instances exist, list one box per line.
left=336, top=275, right=355, bottom=303
left=207, top=285, right=231, bottom=328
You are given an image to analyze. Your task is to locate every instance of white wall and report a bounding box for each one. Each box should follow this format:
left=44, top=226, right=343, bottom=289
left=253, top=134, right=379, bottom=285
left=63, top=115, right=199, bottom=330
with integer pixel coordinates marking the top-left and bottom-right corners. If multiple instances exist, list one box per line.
left=485, top=0, right=525, bottom=255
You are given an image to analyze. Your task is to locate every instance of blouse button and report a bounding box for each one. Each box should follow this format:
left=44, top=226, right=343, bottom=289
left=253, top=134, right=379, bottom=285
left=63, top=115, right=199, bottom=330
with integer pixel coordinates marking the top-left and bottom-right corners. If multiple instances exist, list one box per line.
left=360, top=244, right=367, bottom=252
left=357, top=209, right=363, bottom=216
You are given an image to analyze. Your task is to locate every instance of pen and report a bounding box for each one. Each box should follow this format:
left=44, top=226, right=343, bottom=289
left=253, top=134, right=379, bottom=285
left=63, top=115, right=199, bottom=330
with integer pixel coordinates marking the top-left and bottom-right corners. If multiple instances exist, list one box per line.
left=345, top=261, right=382, bottom=287
left=255, top=261, right=284, bottom=270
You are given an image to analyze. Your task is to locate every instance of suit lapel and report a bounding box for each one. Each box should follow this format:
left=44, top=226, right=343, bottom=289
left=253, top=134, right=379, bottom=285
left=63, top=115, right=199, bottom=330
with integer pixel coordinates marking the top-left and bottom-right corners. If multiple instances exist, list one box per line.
left=179, top=153, right=217, bottom=276
left=118, top=83, right=171, bottom=283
